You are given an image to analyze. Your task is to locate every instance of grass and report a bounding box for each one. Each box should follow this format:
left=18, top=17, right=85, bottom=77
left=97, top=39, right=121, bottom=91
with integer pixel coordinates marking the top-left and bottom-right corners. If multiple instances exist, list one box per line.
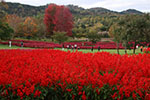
left=0, top=44, right=143, bottom=55
left=0, top=44, right=32, bottom=49
left=55, top=48, right=143, bottom=55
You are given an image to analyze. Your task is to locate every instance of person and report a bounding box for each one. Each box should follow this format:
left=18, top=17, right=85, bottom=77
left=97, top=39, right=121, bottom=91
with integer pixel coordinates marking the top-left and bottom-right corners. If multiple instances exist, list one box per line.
left=72, top=45, right=74, bottom=50
left=67, top=45, right=69, bottom=50
left=91, top=46, right=93, bottom=52
left=78, top=46, right=80, bottom=50
left=9, top=41, right=11, bottom=47
left=140, top=46, right=143, bottom=52
left=98, top=46, right=100, bottom=51
left=74, top=44, right=77, bottom=49
left=21, top=41, right=23, bottom=47
left=136, top=45, right=138, bottom=49
left=62, top=44, right=64, bottom=50
left=69, top=44, right=71, bottom=49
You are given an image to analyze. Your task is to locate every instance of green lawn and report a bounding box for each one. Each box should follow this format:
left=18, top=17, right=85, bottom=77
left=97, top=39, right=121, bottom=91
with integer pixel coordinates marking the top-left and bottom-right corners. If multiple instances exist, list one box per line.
left=55, top=48, right=143, bottom=55
left=0, top=44, right=143, bottom=55
left=0, top=44, right=31, bottom=49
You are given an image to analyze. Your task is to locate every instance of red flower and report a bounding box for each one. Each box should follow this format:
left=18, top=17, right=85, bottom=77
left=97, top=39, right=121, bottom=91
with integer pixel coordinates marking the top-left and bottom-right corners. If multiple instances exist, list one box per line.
left=82, top=91, right=86, bottom=100
left=66, top=89, right=72, bottom=92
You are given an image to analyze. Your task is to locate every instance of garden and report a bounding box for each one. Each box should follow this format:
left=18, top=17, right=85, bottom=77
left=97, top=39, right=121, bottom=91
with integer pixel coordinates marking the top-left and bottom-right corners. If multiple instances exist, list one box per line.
left=0, top=49, right=150, bottom=100
left=0, top=1, right=150, bottom=100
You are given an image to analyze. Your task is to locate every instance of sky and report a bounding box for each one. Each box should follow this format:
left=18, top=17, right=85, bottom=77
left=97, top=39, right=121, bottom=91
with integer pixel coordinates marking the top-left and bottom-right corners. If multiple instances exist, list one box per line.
left=5, top=0, right=150, bottom=12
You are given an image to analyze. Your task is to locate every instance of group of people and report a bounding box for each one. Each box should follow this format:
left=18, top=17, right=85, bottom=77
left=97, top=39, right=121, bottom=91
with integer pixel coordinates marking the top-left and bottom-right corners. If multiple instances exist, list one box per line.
left=62, top=44, right=80, bottom=50
left=91, top=46, right=101, bottom=52
left=136, top=45, right=143, bottom=52
left=62, top=44, right=101, bottom=52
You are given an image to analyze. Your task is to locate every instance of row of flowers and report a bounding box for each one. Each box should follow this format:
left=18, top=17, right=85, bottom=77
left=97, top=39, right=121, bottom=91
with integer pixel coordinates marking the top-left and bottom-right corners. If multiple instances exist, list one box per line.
left=0, top=49, right=150, bottom=99
left=0, top=40, right=125, bottom=49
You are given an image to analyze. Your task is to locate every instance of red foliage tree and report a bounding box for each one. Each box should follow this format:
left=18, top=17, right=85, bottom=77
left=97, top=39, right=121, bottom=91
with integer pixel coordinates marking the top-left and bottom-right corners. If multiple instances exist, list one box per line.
left=44, top=4, right=73, bottom=37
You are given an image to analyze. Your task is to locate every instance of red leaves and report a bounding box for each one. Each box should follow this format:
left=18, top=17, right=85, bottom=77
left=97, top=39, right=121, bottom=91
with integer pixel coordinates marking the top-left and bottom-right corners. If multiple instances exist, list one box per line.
left=44, top=4, right=73, bottom=37
left=0, top=49, right=150, bottom=99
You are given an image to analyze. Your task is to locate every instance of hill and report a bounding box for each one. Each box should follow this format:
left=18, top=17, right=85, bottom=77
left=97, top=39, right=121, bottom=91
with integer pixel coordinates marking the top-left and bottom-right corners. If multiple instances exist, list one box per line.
left=0, top=2, right=144, bottom=17
left=120, top=9, right=143, bottom=14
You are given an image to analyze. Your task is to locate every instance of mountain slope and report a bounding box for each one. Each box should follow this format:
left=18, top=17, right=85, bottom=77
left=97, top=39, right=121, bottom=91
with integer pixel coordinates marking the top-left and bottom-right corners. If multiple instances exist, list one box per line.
left=120, top=9, right=143, bottom=14
left=0, top=2, right=144, bottom=17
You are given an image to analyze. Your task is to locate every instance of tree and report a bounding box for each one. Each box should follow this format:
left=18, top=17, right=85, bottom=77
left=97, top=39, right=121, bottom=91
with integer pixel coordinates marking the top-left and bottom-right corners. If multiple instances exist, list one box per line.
left=6, top=14, right=23, bottom=38
left=109, top=23, right=122, bottom=54
left=23, top=17, right=37, bottom=39
left=124, top=15, right=150, bottom=54
left=0, top=22, right=14, bottom=40
left=0, top=0, right=8, bottom=22
left=44, top=4, right=73, bottom=39
left=110, top=15, right=150, bottom=54
left=142, top=14, right=150, bottom=43
left=52, top=31, right=68, bottom=44
left=34, top=14, right=47, bottom=39
left=86, top=30, right=101, bottom=44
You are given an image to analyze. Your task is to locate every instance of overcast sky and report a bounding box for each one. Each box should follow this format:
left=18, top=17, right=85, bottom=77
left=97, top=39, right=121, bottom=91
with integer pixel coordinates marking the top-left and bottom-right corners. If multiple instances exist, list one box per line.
left=5, top=0, right=150, bottom=12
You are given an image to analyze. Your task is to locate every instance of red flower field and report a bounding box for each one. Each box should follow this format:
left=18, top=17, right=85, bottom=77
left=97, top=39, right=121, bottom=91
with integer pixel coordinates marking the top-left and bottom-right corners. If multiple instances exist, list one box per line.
left=0, top=49, right=149, bottom=100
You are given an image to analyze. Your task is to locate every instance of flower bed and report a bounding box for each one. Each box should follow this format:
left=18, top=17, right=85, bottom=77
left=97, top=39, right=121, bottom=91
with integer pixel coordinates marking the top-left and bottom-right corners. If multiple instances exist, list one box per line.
left=0, top=40, right=150, bottom=49
left=143, top=48, right=150, bottom=54
left=0, top=49, right=149, bottom=100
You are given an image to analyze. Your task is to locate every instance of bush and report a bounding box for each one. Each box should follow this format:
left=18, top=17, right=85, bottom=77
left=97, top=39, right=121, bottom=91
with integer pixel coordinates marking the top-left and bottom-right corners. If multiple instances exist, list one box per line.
left=143, top=48, right=150, bottom=54
left=86, top=30, right=101, bottom=44
left=0, top=22, right=14, bottom=40
left=52, top=31, right=68, bottom=44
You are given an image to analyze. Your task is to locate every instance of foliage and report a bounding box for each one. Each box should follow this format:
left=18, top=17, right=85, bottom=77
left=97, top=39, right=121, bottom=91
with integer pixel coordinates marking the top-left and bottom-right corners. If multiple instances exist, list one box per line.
left=52, top=31, right=68, bottom=44
left=44, top=4, right=73, bottom=38
left=86, top=30, right=101, bottom=43
left=109, top=14, right=150, bottom=54
left=6, top=14, right=24, bottom=38
left=23, top=17, right=37, bottom=39
left=34, top=14, right=46, bottom=39
left=122, top=15, right=150, bottom=53
left=0, top=22, right=14, bottom=40
left=143, top=48, right=150, bottom=54
left=0, top=2, right=143, bottom=17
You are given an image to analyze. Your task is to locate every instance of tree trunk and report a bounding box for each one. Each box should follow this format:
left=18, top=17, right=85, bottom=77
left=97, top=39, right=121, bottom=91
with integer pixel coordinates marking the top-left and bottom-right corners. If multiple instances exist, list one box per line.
left=133, top=41, right=136, bottom=54
left=124, top=43, right=127, bottom=54
left=125, top=46, right=127, bottom=54
left=116, top=42, right=120, bottom=54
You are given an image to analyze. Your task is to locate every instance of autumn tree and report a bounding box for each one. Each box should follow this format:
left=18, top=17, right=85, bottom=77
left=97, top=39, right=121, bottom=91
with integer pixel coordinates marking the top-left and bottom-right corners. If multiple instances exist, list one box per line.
left=23, top=17, right=37, bottom=39
left=6, top=14, right=23, bottom=38
left=44, top=4, right=73, bottom=39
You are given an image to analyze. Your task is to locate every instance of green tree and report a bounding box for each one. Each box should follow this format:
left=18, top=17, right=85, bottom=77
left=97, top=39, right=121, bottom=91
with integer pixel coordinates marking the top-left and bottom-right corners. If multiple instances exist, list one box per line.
left=34, top=14, right=46, bottom=39
left=110, top=15, right=150, bottom=54
left=109, top=23, right=122, bottom=54
left=0, top=22, right=14, bottom=40
left=86, top=30, right=101, bottom=44
left=52, top=31, right=68, bottom=44
left=124, top=15, right=150, bottom=54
